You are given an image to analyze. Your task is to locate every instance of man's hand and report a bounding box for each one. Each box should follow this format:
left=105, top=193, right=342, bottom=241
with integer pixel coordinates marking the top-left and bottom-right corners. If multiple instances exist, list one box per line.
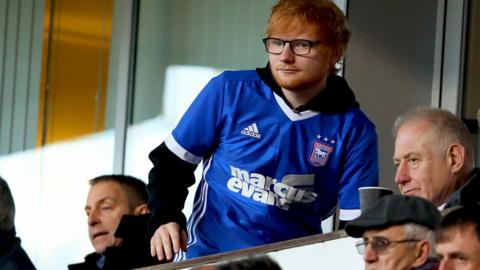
left=150, top=222, right=187, bottom=261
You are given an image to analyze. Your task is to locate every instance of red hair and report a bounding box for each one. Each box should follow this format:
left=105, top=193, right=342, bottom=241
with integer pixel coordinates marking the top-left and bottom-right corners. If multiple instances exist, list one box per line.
left=266, top=0, right=351, bottom=59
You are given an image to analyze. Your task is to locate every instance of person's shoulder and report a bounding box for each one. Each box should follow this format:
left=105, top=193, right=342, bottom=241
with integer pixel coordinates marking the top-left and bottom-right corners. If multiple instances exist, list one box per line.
left=2, top=243, right=37, bottom=270
left=218, top=69, right=260, bottom=82
left=68, top=260, right=97, bottom=270
left=343, top=108, right=376, bottom=130
left=104, top=244, right=163, bottom=269
left=68, top=262, right=91, bottom=270
left=68, top=252, right=99, bottom=270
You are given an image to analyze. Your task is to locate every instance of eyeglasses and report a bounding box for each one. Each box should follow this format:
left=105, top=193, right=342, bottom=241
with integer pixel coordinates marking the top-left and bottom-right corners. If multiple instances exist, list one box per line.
left=355, top=237, right=420, bottom=255
left=262, top=38, right=321, bottom=56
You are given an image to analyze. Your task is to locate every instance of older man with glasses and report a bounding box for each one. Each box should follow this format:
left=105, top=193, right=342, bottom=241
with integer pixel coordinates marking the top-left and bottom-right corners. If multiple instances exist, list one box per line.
left=345, top=195, right=441, bottom=270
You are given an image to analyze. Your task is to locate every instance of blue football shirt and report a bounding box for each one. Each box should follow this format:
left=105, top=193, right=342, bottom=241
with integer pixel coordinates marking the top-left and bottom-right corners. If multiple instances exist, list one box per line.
left=165, top=70, right=378, bottom=259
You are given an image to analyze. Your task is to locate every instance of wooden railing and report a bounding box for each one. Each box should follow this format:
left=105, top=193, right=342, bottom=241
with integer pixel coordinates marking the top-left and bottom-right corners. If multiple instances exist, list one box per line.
left=136, top=230, right=363, bottom=270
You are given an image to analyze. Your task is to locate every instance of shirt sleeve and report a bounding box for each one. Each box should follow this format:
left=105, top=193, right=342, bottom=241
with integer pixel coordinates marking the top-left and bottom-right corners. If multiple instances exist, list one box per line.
left=147, top=142, right=197, bottom=232
left=169, top=74, right=225, bottom=160
left=338, top=119, right=379, bottom=221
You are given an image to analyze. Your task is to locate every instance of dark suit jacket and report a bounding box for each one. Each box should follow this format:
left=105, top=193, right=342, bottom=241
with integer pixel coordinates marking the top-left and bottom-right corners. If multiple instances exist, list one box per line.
left=445, top=168, right=480, bottom=208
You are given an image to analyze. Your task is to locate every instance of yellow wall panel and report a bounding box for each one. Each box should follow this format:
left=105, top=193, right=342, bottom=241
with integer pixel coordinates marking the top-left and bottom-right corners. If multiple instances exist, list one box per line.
left=38, top=0, right=113, bottom=145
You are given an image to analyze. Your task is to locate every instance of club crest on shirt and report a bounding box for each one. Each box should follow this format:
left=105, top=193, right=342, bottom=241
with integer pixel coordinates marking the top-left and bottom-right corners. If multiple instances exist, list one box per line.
left=309, top=137, right=334, bottom=167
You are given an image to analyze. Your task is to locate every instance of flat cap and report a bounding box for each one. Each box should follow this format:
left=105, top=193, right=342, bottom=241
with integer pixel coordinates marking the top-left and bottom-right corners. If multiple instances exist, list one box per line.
left=345, top=194, right=441, bottom=237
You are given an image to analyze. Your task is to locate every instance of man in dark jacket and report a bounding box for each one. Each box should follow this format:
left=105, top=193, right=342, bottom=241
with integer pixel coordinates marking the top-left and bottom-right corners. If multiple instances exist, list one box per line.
left=0, top=176, right=36, bottom=270
left=68, top=175, right=162, bottom=270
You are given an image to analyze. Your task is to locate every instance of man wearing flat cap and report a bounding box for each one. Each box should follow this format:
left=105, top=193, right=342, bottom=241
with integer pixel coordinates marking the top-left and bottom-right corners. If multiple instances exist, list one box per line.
left=345, top=195, right=441, bottom=270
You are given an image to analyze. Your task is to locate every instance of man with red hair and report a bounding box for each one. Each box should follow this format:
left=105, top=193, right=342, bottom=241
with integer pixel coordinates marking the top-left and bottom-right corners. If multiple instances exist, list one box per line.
left=148, top=0, right=378, bottom=261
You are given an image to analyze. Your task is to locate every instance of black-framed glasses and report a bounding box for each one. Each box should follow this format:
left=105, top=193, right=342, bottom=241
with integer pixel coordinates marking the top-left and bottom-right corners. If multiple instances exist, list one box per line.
left=355, top=237, right=420, bottom=255
left=262, top=37, right=321, bottom=56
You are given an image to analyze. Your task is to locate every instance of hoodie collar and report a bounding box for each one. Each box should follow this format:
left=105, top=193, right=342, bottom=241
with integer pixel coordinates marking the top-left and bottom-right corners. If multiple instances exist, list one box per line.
left=256, top=63, right=359, bottom=113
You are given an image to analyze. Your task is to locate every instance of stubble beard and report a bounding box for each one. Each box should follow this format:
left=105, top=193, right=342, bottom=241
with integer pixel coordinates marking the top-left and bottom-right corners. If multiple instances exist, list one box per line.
left=272, top=69, right=326, bottom=93
left=276, top=76, right=309, bottom=92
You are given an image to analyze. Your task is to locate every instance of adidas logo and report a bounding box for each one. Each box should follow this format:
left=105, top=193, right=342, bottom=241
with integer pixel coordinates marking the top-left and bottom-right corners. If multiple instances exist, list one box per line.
left=241, top=123, right=261, bottom=139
